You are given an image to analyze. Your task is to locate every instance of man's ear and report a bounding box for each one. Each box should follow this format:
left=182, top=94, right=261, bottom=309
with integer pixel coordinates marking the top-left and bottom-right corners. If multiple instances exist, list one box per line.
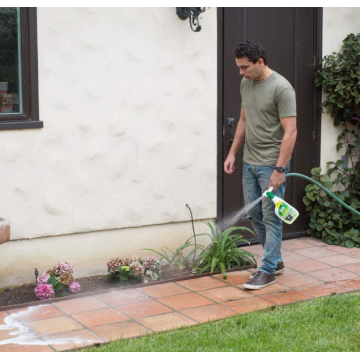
left=257, top=58, right=264, bottom=66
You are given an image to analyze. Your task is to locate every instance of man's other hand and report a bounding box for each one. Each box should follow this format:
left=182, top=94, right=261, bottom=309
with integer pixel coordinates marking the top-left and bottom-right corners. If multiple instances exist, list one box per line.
left=269, top=170, right=285, bottom=191
left=224, top=154, right=236, bottom=174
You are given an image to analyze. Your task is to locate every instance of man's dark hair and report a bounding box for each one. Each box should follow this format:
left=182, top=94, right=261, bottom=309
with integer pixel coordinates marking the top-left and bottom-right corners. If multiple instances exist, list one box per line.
left=234, top=40, right=268, bottom=66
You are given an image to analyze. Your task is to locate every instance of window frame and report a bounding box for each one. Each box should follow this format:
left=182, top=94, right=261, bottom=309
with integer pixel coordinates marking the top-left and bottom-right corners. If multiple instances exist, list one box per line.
left=0, top=7, right=42, bottom=130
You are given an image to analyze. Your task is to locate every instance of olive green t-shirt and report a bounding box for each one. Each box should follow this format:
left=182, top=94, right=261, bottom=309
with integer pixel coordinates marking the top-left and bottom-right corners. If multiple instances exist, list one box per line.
left=240, top=71, right=297, bottom=166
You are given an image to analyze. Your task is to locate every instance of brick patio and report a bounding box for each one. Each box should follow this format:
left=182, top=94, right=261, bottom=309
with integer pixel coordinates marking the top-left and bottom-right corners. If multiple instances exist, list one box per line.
left=1, top=237, right=360, bottom=352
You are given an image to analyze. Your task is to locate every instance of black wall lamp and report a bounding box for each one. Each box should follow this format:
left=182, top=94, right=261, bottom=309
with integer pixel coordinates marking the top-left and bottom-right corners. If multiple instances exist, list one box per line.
left=176, top=8, right=209, bottom=32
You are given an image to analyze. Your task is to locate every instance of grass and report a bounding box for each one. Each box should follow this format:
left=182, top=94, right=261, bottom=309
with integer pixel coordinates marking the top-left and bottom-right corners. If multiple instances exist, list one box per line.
left=82, top=291, right=360, bottom=352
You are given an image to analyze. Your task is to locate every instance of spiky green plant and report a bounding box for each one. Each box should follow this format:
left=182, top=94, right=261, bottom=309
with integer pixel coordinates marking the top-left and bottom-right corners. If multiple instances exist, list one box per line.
left=141, top=239, right=198, bottom=269
left=193, top=220, right=256, bottom=279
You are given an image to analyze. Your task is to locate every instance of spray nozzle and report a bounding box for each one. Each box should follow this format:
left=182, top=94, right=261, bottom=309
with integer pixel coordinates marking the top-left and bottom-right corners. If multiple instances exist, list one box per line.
left=262, top=186, right=273, bottom=197
left=265, top=191, right=275, bottom=200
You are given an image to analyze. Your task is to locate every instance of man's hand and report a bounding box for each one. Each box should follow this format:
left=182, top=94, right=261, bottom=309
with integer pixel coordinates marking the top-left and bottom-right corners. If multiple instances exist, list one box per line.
left=269, top=170, right=285, bottom=191
left=224, top=154, right=236, bottom=174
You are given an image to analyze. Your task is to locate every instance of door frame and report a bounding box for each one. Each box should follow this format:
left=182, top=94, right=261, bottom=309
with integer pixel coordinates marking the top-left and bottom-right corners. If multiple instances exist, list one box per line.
left=216, top=7, right=323, bottom=238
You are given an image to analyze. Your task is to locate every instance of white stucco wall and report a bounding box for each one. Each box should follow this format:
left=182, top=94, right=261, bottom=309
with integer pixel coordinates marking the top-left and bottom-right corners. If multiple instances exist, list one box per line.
left=0, top=221, right=210, bottom=287
left=0, top=8, right=217, bottom=286
left=0, top=8, right=217, bottom=240
left=321, top=8, right=360, bottom=170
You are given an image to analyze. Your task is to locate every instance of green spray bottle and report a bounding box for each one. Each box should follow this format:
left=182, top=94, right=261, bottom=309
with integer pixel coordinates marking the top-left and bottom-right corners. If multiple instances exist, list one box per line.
left=262, top=188, right=299, bottom=225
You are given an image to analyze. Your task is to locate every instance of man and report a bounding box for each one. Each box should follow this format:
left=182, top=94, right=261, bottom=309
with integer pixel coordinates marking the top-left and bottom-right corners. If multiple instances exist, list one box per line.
left=224, top=40, right=297, bottom=290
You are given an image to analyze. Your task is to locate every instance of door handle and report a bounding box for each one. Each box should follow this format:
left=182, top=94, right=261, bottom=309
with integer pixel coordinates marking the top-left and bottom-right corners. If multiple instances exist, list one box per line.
left=227, top=118, right=236, bottom=146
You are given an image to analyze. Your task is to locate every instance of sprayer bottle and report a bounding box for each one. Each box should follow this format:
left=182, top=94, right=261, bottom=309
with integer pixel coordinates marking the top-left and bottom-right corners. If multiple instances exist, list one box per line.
left=263, top=190, right=299, bottom=225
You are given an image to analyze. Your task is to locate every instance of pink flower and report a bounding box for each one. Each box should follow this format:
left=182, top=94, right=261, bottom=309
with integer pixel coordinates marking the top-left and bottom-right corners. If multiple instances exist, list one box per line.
left=130, top=261, right=144, bottom=279
left=107, top=258, right=130, bottom=275
left=37, top=273, right=50, bottom=285
left=69, top=282, right=81, bottom=293
left=35, top=284, right=55, bottom=300
left=144, top=257, right=160, bottom=272
left=53, top=262, right=73, bottom=276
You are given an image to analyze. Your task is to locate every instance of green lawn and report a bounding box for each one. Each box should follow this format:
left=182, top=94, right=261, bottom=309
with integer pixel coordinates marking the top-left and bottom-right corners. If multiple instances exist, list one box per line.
left=82, top=292, right=360, bottom=352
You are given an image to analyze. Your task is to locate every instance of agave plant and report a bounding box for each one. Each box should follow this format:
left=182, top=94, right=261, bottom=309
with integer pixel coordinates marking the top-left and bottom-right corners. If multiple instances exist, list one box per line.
left=193, top=220, right=257, bottom=279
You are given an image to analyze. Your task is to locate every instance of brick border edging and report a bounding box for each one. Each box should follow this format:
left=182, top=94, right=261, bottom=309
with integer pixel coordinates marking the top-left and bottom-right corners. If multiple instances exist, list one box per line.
left=0, top=264, right=256, bottom=312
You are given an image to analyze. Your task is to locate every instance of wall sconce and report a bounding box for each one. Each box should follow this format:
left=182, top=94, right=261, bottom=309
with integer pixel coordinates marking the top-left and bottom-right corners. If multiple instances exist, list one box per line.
left=176, top=7, right=209, bottom=32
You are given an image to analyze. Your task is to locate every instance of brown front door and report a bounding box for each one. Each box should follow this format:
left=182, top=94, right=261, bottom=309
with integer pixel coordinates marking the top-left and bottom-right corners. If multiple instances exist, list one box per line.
left=218, top=8, right=322, bottom=239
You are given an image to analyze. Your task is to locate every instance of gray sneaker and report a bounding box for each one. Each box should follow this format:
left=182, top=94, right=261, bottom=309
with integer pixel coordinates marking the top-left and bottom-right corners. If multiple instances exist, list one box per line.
left=249, top=261, right=285, bottom=280
left=244, top=271, right=275, bottom=290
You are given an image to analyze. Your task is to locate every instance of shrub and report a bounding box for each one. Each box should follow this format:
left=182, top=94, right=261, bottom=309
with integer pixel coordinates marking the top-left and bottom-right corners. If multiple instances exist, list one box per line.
left=107, top=256, right=161, bottom=285
left=34, top=261, right=81, bottom=300
left=303, top=167, right=360, bottom=247
left=305, top=33, right=360, bottom=247
left=315, top=33, right=360, bottom=127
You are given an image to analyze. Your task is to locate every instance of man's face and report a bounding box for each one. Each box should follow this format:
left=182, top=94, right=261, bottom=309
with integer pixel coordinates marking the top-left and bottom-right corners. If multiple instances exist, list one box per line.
left=235, top=57, right=263, bottom=81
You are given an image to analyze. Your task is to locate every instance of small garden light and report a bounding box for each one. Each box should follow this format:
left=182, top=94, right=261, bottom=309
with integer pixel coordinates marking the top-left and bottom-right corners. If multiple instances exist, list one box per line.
left=34, top=268, right=39, bottom=284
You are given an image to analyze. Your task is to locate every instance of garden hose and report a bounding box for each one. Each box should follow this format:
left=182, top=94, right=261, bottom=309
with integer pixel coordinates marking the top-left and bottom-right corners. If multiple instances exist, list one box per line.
left=285, top=173, right=360, bottom=216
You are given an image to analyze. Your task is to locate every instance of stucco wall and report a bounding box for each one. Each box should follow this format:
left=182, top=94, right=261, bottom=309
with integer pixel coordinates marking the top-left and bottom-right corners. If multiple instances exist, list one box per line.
left=0, top=8, right=217, bottom=241
left=0, top=221, right=211, bottom=287
left=321, top=8, right=360, bottom=170
left=0, top=8, right=217, bottom=286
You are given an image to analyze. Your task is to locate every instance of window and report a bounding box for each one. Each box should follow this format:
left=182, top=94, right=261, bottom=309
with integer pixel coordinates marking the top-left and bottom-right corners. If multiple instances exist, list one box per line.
left=0, top=7, right=42, bottom=130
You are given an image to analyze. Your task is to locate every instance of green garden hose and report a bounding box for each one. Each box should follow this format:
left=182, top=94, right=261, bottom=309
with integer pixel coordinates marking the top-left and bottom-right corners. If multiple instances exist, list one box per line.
left=285, top=173, right=360, bottom=216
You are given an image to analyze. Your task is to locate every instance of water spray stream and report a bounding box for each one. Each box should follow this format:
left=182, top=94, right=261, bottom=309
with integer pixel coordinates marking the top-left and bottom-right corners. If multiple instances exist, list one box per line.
left=221, top=196, right=263, bottom=231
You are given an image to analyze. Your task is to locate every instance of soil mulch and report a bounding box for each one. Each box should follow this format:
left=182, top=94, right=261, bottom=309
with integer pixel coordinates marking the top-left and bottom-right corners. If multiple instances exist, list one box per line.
left=0, top=264, right=196, bottom=308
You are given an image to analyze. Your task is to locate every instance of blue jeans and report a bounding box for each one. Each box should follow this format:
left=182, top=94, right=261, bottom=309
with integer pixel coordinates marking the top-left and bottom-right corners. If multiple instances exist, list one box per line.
left=242, top=162, right=290, bottom=274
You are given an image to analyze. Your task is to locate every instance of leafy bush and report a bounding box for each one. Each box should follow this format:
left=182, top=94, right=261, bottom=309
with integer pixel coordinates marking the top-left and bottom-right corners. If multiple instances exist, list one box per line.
left=303, top=166, right=360, bottom=247
left=192, top=220, right=256, bottom=279
left=315, top=33, right=360, bottom=127
left=306, top=32, right=360, bottom=247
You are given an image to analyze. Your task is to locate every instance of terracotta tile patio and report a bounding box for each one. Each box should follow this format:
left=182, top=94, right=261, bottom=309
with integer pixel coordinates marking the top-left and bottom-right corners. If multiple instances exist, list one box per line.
left=1, top=237, right=360, bottom=352
left=180, top=304, right=237, bottom=323
left=157, top=292, right=215, bottom=310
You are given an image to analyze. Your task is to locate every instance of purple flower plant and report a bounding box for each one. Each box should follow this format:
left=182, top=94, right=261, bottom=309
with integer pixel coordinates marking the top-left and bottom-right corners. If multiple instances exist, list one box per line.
left=37, top=273, right=50, bottom=285
left=143, top=257, right=160, bottom=271
left=53, top=262, right=74, bottom=276
left=69, top=282, right=81, bottom=293
left=130, top=261, right=145, bottom=279
left=34, top=283, right=55, bottom=300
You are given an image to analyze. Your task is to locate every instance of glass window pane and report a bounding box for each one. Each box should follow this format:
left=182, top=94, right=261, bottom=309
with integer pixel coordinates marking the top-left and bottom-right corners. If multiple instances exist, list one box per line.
left=0, top=7, right=23, bottom=114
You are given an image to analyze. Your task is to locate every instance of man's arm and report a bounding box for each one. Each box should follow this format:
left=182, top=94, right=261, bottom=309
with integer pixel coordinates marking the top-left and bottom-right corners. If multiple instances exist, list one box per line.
left=224, top=107, right=246, bottom=174
left=269, top=116, right=297, bottom=190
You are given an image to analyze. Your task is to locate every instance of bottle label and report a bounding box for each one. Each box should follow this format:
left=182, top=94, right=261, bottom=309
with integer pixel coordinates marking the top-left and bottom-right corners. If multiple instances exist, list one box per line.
left=278, top=202, right=298, bottom=223
left=278, top=203, right=289, bottom=216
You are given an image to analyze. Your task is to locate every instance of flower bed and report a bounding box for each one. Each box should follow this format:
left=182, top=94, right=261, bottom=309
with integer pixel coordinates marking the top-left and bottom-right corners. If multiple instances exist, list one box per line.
left=0, top=220, right=257, bottom=308
left=0, top=262, right=196, bottom=308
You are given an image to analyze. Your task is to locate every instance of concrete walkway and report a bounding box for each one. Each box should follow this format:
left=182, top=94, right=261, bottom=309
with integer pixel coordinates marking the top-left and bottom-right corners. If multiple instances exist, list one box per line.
left=1, top=237, right=360, bottom=352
